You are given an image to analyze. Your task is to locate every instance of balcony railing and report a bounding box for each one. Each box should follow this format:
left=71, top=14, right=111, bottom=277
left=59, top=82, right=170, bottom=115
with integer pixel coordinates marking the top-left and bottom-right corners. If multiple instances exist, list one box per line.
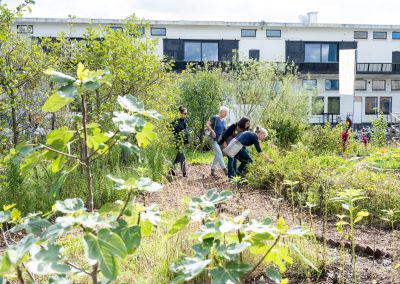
left=356, top=63, right=400, bottom=74
left=167, top=60, right=400, bottom=74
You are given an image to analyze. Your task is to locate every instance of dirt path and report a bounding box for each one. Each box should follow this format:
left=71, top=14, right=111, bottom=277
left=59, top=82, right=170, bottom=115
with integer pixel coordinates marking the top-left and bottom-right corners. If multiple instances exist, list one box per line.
left=149, top=164, right=399, bottom=284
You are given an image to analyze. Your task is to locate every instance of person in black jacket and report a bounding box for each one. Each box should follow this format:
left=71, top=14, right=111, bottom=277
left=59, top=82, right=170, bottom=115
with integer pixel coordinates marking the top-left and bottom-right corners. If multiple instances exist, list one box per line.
left=218, top=117, right=250, bottom=178
left=169, top=106, right=189, bottom=177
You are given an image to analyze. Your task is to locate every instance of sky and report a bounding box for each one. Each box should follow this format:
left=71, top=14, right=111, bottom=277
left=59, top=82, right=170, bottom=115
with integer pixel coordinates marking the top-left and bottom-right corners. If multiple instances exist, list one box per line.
left=3, top=0, right=400, bottom=25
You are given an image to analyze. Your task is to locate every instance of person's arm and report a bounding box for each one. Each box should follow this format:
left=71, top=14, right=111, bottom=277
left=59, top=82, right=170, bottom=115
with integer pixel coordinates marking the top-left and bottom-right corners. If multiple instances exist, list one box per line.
left=218, top=124, right=235, bottom=145
left=254, top=137, right=274, bottom=163
left=206, top=117, right=216, bottom=139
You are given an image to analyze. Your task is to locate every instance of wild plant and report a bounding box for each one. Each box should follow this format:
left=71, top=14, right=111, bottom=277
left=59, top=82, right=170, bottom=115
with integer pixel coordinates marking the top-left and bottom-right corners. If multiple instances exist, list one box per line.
left=381, top=209, right=400, bottom=283
left=331, top=188, right=369, bottom=284
left=168, top=189, right=318, bottom=284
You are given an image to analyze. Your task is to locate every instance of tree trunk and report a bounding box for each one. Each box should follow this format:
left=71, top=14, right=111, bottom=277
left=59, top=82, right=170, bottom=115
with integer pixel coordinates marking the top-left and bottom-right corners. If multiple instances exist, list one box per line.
left=81, top=93, right=94, bottom=212
left=10, top=90, right=18, bottom=147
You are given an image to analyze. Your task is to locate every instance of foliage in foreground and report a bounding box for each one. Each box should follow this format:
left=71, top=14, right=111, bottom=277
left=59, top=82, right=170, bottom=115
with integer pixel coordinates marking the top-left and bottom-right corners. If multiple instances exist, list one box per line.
left=168, top=189, right=318, bottom=284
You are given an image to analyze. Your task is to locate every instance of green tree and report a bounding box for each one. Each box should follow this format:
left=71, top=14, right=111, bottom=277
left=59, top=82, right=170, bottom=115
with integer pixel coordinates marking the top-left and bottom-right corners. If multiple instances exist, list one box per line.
left=180, top=67, right=224, bottom=145
left=222, top=60, right=310, bottom=147
left=371, top=112, right=387, bottom=147
left=0, top=1, right=51, bottom=146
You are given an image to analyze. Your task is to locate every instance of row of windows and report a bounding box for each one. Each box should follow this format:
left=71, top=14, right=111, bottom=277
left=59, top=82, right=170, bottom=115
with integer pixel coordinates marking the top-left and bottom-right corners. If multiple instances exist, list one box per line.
left=303, top=79, right=400, bottom=91
left=241, top=29, right=281, bottom=38
left=354, top=31, right=400, bottom=40
left=313, top=97, right=392, bottom=115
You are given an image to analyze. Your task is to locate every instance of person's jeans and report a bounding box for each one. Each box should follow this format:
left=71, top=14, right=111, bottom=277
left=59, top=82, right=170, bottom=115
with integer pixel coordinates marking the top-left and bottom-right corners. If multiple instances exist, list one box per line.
left=227, top=156, right=237, bottom=178
left=235, top=148, right=252, bottom=176
left=211, top=141, right=226, bottom=169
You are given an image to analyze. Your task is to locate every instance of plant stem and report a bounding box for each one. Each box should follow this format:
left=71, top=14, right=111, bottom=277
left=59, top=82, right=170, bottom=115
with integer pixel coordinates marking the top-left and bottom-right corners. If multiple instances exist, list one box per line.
left=81, top=92, right=94, bottom=212
left=245, top=235, right=281, bottom=278
left=91, top=263, right=98, bottom=284
left=117, top=190, right=133, bottom=220
left=65, top=261, right=92, bottom=276
left=349, top=207, right=356, bottom=283
left=17, top=266, right=25, bottom=284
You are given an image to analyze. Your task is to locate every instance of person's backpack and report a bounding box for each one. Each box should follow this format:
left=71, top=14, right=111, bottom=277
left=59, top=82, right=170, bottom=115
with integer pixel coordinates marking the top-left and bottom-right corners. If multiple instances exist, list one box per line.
left=204, top=115, right=217, bottom=145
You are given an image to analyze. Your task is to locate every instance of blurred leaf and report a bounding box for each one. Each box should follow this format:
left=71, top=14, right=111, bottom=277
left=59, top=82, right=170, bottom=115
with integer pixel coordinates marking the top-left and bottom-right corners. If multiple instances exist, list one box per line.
left=112, top=220, right=141, bottom=254
left=209, top=261, right=252, bottom=284
left=55, top=198, right=85, bottom=213
left=167, top=215, right=190, bottom=236
left=83, top=229, right=127, bottom=280
left=289, top=242, right=318, bottom=272
left=27, top=245, right=71, bottom=275
left=44, top=69, right=76, bottom=85
left=136, top=122, right=157, bottom=148
left=266, top=267, right=282, bottom=284
left=170, top=257, right=211, bottom=284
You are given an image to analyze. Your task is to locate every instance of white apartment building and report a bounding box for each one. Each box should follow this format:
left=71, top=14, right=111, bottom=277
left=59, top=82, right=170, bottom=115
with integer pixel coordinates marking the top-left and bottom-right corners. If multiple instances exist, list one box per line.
left=13, top=14, right=400, bottom=127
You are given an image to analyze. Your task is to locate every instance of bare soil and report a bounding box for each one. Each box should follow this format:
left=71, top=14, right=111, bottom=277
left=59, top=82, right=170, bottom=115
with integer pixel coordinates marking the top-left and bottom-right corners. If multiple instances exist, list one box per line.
left=149, top=164, right=400, bottom=284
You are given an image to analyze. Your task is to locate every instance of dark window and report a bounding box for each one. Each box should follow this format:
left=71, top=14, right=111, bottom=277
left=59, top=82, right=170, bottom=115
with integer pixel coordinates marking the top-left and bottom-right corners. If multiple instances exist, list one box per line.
left=151, top=28, right=166, bottom=36
left=110, top=26, right=123, bottom=32
left=355, top=80, right=367, bottom=90
left=380, top=97, right=392, bottom=114
left=241, top=29, right=256, bottom=37
left=17, top=25, right=33, bottom=34
left=393, top=32, right=400, bottom=39
left=328, top=97, right=340, bottom=115
left=354, top=31, right=368, bottom=39
left=325, top=79, right=339, bottom=90
left=184, top=41, right=218, bottom=61
left=266, top=30, right=281, bottom=38
left=305, top=43, right=338, bottom=62
left=373, top=31, right=387, bottom=39
left=249, top=49, right=260, bottom=60
left=372, top=80, right=386, bottom=90
left=365, top=97, right=378, bottom=114
left=392, top=80, right=400, bottom=90
left=303, top=79, right=317, bottom=90
left=312, top=97, right=324, bottom=115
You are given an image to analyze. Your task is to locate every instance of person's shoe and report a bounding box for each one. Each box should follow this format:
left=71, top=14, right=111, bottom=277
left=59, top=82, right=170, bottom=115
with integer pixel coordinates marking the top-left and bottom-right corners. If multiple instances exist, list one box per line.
left=168, top=168, right=176, bottom=176
left=223, top=168, right=228, bottom=176
left=183, top=173, right=188, bottom=177
left=211, top=169, right=217, bottom=177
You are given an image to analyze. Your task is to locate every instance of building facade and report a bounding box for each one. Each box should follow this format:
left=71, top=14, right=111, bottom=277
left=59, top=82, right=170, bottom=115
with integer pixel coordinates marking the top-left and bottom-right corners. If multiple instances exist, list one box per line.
left=13, top=17, right=400, bottom=127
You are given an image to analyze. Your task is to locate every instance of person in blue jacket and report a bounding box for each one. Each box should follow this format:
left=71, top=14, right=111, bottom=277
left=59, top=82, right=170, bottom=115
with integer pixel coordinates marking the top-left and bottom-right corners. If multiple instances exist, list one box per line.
left=169, top=106, right=189, bottom=177
left=234, top=126, right=274, bottom=176
left=218, top=117, right=250, bottom=178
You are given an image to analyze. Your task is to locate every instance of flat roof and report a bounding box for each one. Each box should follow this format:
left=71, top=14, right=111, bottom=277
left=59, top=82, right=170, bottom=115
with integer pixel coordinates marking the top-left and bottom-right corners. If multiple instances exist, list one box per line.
left=14, top=17, right=400, bottom=30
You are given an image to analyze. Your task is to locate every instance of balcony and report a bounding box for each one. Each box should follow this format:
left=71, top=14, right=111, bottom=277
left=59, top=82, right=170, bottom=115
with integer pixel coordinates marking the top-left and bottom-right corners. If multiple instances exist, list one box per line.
left=356, top=63, right=400, bottom=74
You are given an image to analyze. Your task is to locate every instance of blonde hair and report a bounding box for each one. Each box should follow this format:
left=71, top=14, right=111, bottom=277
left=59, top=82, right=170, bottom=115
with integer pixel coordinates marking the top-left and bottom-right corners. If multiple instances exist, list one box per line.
left=255, top=126, right=268, bottom=136
left=219, top=106, right=229, bottom=113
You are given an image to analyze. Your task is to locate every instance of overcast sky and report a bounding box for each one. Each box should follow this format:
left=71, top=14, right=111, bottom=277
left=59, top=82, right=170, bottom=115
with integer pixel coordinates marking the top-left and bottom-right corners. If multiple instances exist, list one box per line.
left=3, top=0, right=400, bottom=25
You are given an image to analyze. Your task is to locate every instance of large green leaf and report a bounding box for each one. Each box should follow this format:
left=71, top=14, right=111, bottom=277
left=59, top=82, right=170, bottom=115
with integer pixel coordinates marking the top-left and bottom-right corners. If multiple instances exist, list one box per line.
left=117, top=141, right=140, bottom=155
left=216, top=242, right=251, bottom=261
left=167, top=215, right=190, bottom=236
left=46, top=127, right=75, bottom=150
left=58, top=83, right=78, bottom=99
left=117, top=95, right=144, bottom=113
left=42, top=93, right=74, bottom=112
left=50, top=170, right=68, bottom=197
left=170, top=257, right=211, bottom=284
left=265, top=267, right=283, bottom=284
left=83, top=229, right=127, bottom=280
left=112, top=220, right=141, bottom=254
left=141, top=204, right=160, bottom=226
left=27, top=244, right=71, bottom=275
left=136, top=122, right=157, bottom=148
left=209, top=262, right=252, bottom=284
left=5, top=234, right=37, bottom=266
left=44, top=69, right=76, bottom=85
left=55, top=198, right=85, bottom=213
left=11, top=215, right=51, bottom=234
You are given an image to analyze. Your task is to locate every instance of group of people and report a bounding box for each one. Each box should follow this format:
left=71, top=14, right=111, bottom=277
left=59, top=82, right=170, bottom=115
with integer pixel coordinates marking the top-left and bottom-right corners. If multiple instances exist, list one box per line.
left=169, top=105, right=273, bottom=178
